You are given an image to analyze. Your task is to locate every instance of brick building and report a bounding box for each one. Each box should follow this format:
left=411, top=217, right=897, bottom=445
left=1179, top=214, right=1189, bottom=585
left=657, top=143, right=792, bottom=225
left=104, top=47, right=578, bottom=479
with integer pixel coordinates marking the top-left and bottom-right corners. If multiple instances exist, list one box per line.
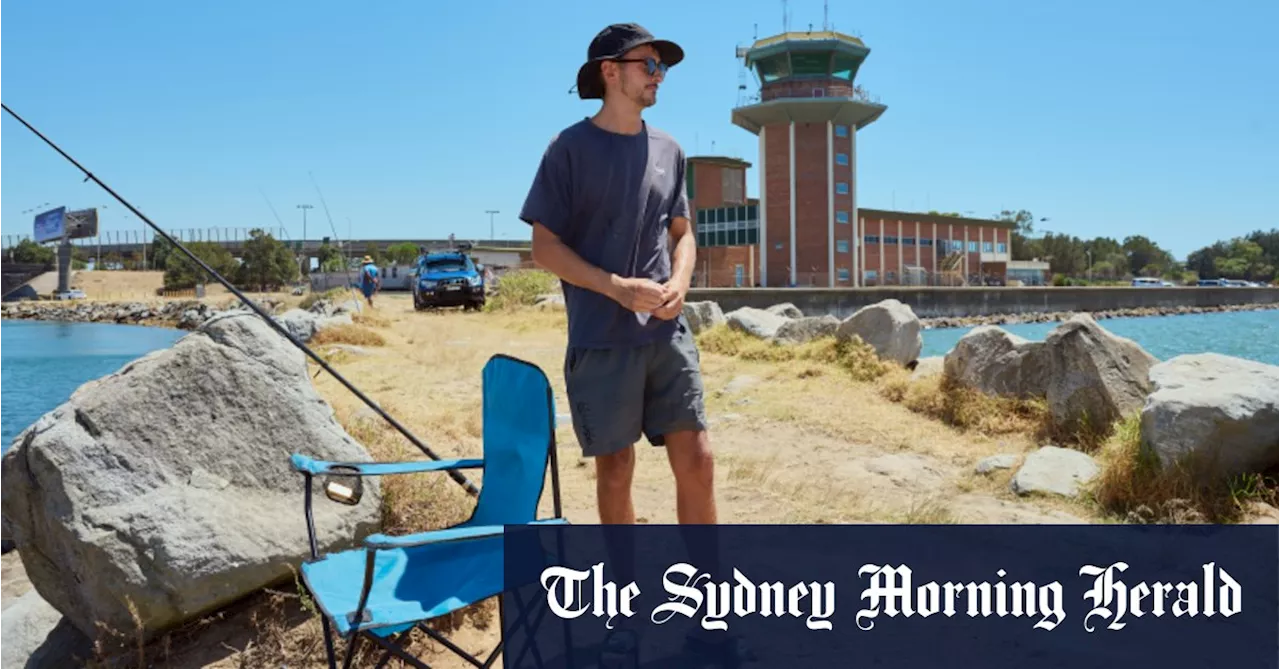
left=687, top=29, right=1019, bottom=288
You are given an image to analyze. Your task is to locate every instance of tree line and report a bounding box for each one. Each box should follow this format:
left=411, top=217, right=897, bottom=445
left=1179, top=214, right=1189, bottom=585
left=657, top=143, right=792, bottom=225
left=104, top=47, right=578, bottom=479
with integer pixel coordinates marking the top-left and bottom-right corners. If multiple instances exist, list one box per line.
left=992, top=210, right=1277, bottom=285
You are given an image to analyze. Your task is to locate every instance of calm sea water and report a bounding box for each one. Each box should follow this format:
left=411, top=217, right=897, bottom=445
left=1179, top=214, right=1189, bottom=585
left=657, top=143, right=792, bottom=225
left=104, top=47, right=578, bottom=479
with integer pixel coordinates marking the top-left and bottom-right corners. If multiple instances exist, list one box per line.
left=1, top=320, right=185, bottom=452
left=920, top=309, right=1280, bottom=366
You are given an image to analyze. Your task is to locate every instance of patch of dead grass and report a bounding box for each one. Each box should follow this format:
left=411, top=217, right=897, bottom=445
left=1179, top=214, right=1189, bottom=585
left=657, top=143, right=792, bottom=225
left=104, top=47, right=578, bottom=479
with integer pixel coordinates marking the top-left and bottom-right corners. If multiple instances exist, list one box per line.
left=876, top=370, right=1050, bottom=438
left=697, top=325, right=894, bottom=381
left=311, top=324, right=386, bottom=347
left=1088, top=413, right=1278, bottom=524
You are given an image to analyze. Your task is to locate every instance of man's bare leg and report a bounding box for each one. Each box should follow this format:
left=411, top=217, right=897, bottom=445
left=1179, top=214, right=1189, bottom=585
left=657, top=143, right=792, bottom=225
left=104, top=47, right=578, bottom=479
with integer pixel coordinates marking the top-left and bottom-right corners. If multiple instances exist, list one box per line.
left=664, top=429, right=716, bottom=524
left=595, top=446, right=636, bottom=524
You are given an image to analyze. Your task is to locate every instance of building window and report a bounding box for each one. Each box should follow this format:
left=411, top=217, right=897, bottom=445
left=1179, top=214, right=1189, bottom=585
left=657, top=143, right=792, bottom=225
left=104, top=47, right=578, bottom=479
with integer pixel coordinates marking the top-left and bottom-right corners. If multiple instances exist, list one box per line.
left=837, top=240, right=849, bottom=253
left=952, top=240, right=963, bottom=251
left=997, top=243, right=1007, bottom=253
left=864, top=235, right=880, bottom=244
left=903, top=237, right=916, bottom=246
left=884, top=236, right=899, bottom=244
left=775, top=242, right=784, bottom=250
left=920, top=239, right=933, bottom=247
left=836, top=153, right=849, bottom=166
left=983, top=241, right=994, bottom=253
left=835, top=125, right=849, bottom=138
left=836, top=211, right=849, bottom=224
left=968, top=241, right=978, bottom=252
left=864, top=270, right=878, bottom=282
left=837, top=268, right=850, bottom=282
left=836, top=182, right=849, bottom=195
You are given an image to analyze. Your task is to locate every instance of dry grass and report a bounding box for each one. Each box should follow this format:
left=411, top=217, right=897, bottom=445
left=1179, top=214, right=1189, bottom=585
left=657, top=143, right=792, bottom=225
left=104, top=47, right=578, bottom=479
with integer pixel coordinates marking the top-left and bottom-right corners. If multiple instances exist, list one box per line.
left=1088, top=413, right=1279, bottom=524
left=875, top=371, right=1050, bottom=438
left=697, top=325, right=894, bottom=381
left=310, top=324, right=386, bottom=347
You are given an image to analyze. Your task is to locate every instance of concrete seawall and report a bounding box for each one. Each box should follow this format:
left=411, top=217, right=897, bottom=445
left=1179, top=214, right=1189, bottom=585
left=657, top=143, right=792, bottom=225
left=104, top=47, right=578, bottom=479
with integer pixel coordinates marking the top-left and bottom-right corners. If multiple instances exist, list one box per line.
left=685, top=286, right=1279, bottom=319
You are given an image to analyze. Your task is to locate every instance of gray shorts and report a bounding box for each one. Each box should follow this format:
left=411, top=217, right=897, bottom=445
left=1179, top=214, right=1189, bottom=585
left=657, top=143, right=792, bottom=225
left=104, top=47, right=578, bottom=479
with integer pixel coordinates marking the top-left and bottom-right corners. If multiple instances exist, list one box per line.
left=563, top=319, right=708, bottom=457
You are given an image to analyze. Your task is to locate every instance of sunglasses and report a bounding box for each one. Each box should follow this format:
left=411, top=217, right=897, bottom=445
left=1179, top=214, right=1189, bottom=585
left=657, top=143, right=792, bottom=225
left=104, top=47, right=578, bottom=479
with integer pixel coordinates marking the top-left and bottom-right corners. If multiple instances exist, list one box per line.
left=612, top=56, right=668, bottom=77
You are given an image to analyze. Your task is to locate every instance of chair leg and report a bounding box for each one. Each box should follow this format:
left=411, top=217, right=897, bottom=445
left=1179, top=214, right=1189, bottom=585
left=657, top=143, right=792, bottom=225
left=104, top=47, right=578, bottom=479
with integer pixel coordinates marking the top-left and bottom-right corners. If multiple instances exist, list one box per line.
left=321, top=616, right=338, bottom=669
left=341, top=632, right=363, bottom=669
left=506, top=590, right=549, bottom=669
left=418, top=623, right=486, bottom=668
left=368, top=633, right=434, bottom=669
left=372, top=630, right=409, bottom=669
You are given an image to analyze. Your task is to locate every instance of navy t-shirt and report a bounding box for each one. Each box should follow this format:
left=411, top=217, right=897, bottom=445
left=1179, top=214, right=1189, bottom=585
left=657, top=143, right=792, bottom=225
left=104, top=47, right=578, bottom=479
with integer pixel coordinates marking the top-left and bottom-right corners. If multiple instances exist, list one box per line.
left=519, top=119, right=690, bottom=349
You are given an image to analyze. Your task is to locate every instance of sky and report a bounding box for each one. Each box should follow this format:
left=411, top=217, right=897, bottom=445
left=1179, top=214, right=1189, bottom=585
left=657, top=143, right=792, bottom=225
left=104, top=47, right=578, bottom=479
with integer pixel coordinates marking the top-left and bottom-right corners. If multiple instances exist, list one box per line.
left=2, top=0, right=1276, bottom=259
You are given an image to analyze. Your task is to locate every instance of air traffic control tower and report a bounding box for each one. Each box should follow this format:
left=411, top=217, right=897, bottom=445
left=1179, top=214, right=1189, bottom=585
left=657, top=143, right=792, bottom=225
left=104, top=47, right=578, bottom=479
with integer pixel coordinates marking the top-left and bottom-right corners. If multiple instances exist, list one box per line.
left=732, top=30, right=886, bottom=288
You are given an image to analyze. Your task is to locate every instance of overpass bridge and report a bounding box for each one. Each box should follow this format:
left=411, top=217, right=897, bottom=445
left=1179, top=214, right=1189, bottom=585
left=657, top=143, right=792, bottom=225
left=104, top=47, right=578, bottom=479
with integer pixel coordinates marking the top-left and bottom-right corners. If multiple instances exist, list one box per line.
left=2, top=262, right=54, bottom=300
left=2, top=227, right=530, bottom=261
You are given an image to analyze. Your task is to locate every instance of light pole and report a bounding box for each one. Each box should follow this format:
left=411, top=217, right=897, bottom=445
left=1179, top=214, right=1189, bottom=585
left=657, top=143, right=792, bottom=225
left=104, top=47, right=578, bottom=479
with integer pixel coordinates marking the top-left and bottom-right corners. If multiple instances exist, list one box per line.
left=297, top=204, right=313, bottom=274
left=485, top=210, right=499, bottom=241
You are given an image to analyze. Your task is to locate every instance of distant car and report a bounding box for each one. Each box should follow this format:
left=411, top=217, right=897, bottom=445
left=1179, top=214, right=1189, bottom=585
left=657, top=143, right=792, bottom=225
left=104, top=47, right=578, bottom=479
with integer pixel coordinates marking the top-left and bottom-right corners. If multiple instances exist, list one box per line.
left=54, top=289, right=86, bottom=300
left=1196, top=278, right=1229, bottom=286
left=412, top=251, right=485, bottom=311
left=1130, top=278, right=1165, bottom=287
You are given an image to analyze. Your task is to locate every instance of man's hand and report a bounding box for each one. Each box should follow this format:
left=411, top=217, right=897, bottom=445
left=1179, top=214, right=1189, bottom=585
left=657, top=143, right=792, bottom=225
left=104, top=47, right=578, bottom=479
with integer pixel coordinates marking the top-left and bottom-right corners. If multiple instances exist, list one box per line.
left=651, top=281, right=687, bottom=321
left=610, top=276, right=672, bottom=313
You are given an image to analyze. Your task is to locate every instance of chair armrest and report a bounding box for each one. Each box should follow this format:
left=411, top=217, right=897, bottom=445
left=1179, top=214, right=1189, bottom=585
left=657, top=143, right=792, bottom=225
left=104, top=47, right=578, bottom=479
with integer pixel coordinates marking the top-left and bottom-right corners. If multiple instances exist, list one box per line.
left=363, top=518, right=571, bottom=550
left=290, top=453, right=484, bottom=477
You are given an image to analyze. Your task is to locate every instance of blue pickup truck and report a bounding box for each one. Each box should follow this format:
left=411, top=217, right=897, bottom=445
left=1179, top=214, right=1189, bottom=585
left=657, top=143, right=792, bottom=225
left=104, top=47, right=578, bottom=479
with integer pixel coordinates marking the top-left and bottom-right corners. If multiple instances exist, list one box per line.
left=412, top=250, right=486, bottom=311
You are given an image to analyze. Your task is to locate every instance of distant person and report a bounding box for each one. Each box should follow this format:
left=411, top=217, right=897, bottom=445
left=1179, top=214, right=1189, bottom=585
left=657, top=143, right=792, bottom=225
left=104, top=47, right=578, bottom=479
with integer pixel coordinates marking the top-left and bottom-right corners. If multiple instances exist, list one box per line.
left=359, top=256, right=380, bottom=307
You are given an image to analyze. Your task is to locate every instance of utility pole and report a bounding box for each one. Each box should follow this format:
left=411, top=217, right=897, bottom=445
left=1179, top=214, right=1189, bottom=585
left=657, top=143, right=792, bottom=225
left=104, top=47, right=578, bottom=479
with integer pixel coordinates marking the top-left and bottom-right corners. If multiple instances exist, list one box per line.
left=485, top=210, right=499, bottom=242
left=297, top=204, right=313, bottom=274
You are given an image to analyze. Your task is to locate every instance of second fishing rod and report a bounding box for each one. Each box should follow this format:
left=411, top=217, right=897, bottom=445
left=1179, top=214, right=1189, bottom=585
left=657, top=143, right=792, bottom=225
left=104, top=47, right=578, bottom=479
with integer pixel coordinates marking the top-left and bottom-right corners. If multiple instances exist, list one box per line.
left=1, top=103, right=480, bottom=498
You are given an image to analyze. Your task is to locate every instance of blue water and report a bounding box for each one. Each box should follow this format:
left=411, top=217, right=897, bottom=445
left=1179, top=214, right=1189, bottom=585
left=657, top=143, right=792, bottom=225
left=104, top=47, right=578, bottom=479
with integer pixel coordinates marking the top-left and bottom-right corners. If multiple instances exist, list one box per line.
left=921, top=309, right=1280, bottom=366
left=1, top=320, right=186, bottom=452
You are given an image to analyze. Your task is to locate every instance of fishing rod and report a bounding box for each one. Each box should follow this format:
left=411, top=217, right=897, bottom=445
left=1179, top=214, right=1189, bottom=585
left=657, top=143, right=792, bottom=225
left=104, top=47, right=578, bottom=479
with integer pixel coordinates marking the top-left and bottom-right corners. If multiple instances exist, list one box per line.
left=1, top=103, right=480, bottom=498
left=307, top=171, right=360, bottom=303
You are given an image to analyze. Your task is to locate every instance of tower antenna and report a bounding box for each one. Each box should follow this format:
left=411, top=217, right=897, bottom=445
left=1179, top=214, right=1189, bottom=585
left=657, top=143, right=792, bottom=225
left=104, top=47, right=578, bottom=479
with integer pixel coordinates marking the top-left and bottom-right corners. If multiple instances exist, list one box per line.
left=782, top=0, right=788, bottom=32
left=824, top=0, right=829, bottom=30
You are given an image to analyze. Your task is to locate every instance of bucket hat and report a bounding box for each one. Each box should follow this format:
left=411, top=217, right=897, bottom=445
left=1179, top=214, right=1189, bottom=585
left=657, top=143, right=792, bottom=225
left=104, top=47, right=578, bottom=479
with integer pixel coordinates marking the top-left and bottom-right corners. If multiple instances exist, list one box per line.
left=575, top=23, right=684, bottom=100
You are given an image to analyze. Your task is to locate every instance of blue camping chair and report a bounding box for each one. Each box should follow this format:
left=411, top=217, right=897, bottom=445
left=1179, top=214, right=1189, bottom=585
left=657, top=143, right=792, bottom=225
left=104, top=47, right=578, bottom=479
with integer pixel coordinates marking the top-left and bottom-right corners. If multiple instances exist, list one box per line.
left=290, top=354, right=567, bottom=669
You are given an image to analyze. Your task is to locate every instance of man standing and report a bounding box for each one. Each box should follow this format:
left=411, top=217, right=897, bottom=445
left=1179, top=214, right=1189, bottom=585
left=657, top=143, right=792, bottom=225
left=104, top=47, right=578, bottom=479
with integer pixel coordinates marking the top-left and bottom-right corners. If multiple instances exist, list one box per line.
left=359, top=255, right=380, bottom=308
left=519, top=23, right=716, bottom=527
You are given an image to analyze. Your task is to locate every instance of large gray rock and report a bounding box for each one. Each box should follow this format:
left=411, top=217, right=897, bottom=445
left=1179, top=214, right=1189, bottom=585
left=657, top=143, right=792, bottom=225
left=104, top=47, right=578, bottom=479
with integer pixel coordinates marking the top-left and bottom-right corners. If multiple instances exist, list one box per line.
left=1140, top=353, right=1279, bottom=480
left=1043, top=314, right=1157, bottom=436
left=682, top=301, right=725, bottom=335
left=774, top=315, right=839, bottom=344
left=0, top=312, right=381, bottom=642
left=911, top=356, right=945, bottom=381
left=943, top=326, right=1051, bottom=399
left=275, top=308, right=321, bottom=342
left=1010, top=446, right=1099, bottom=497
left=835, top=299, right=923, bottom=366
left=767, top=303, right=804, bottom=319
left=725, top=307, right=789, bottom=340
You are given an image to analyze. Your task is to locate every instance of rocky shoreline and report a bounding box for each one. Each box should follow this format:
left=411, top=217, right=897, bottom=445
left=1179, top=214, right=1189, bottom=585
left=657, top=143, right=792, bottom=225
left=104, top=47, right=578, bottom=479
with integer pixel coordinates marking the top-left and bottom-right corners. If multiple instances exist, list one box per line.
left=919, top=302, right=1278, bottom=329
left=0, top=298, right=284, bottom=330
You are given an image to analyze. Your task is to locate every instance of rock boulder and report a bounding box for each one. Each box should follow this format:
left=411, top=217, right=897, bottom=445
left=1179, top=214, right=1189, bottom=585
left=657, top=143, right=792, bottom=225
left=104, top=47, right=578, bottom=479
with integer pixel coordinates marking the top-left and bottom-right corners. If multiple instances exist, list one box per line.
left=725, top=307, right=789, bottom=340
left=766, top=303, right=804, bottom=319
left=774, top=315, right=839, bottom=344
left=1042, top=314, right=1157, bottom=436
left=943, top=326, right=1051, bottom=399
left=0, top=312, right=382, bottom=642
left=835, top=299, right=923, bottom=366
left=275, top=308, right=322, bottom=342
left=1009, top=446, right=1099, bottom=497
left=1140, top=353, right=1279, bottom=480
left=682, top=301, right=726, bottom=335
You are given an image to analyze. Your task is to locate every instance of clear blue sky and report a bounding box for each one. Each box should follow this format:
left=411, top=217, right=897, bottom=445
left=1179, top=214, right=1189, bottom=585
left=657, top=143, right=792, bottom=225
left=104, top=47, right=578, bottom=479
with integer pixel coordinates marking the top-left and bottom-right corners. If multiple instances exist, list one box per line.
left=3, top=0, right=1275, bottom=259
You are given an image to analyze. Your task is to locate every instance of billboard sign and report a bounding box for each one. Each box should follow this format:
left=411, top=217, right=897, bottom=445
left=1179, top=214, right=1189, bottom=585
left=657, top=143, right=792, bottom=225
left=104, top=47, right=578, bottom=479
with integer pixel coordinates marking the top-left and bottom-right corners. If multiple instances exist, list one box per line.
left=63, top=209, right=99, bottom=240
left=33, top=207, right=67, bottom=243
